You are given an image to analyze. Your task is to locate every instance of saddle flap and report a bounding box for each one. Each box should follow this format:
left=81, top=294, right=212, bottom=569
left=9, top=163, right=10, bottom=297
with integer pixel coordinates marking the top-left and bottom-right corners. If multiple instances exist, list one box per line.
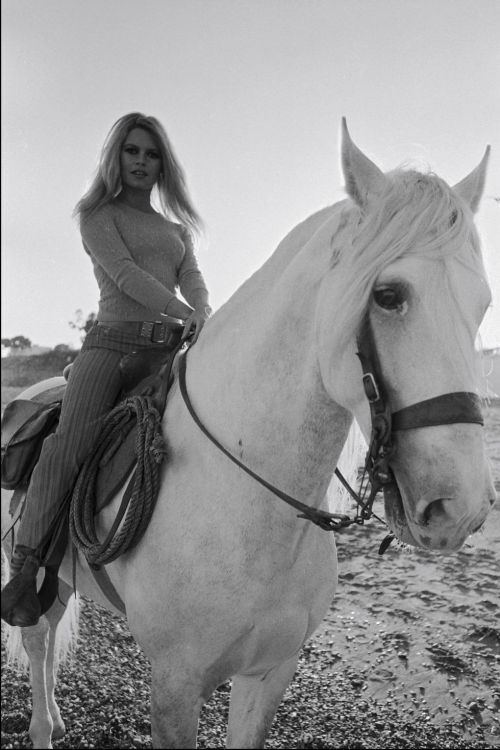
left=2, top=399, right=61, bottom=448
left=1, top=399, right=62, bottom=491
left=119, top=346, right=180, bottom=394
left=91, top=348, right=182, bottom=513
left=94, top=429, right=137, bottom=514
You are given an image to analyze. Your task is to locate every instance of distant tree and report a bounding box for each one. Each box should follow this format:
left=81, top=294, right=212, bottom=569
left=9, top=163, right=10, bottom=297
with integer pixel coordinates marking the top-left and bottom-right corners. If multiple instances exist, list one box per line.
left=2, top=335, right=32, bottom=351
left=54, top=343, right=71, bottom=352
left=69, top=309, right=97, bottom=342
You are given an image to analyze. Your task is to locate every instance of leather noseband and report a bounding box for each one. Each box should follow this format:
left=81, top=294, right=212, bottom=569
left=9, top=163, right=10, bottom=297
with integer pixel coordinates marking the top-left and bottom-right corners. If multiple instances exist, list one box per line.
left=392, top=391, right=483, bottom=430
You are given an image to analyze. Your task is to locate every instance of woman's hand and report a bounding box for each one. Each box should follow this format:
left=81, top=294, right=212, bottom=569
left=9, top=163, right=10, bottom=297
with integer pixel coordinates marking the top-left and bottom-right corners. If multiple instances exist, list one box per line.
left=182, top=305, right=212, bottom=344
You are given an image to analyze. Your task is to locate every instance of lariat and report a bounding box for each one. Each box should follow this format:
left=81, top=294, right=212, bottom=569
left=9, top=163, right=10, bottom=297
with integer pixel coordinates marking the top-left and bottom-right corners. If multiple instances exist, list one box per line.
left=69, top=394, right=167, bottom=567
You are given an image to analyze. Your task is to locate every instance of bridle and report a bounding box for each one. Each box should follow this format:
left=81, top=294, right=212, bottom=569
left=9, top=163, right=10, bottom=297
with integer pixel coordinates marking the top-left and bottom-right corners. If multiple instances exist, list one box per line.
left=354, top=314, right=484, bottom=537
left=178, top=317, right=483, bottom=545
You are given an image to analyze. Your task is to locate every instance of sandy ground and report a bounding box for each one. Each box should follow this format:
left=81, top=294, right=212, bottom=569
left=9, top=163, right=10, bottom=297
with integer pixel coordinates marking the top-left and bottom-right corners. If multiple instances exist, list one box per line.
left=318, top=430, right=500, bottom=746
left=1, top=405, right=499, bottom=749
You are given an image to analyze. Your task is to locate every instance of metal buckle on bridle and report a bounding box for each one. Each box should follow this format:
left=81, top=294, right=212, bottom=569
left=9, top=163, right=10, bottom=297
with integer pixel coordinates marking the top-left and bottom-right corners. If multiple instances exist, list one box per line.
left=354, top=316, right=396, bottom=523
left=362, top=372, right=380, bottom=403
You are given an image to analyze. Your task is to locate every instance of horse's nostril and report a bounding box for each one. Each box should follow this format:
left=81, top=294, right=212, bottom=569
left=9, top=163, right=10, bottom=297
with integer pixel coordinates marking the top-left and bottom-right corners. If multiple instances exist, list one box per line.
left=415, top=497, right=451, bottom=527
left=420, top=504, right=432, bottom=526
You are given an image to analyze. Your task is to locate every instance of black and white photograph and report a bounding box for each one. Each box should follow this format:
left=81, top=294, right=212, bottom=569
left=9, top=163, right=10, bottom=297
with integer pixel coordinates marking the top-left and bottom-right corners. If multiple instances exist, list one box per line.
left=2, top=1, right=499, bottom=748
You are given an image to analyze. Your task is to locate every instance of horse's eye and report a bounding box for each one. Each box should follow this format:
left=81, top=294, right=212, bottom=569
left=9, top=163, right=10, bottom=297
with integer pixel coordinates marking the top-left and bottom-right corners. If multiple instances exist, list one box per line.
left=373, top=287, right=402, bottom=310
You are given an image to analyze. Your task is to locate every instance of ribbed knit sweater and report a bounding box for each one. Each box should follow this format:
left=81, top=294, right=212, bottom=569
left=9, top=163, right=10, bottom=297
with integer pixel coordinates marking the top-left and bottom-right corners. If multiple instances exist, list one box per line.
left=80, top=202, right=208, bottom=322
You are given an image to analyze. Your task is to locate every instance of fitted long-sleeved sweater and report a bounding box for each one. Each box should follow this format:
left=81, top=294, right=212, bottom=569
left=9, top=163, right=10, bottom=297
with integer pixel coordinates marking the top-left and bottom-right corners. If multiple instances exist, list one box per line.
left=80, top=201, right=209, bottom=322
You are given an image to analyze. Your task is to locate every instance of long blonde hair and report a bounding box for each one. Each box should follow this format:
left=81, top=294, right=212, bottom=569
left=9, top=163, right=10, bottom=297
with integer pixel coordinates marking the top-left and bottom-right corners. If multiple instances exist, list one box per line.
left=74, top=113, right=202, bottom=234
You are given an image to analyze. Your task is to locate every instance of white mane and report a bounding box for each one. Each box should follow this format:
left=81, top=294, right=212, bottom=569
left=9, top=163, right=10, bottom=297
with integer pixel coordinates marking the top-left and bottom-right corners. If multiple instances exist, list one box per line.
left=327, top=169, right=485, bottom=346
left=206, top=166, right=488, bottom=388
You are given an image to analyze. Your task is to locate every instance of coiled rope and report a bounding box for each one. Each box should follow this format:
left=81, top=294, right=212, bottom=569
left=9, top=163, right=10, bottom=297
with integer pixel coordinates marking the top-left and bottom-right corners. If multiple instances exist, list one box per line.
left=69, top=394, right=167, bottom=567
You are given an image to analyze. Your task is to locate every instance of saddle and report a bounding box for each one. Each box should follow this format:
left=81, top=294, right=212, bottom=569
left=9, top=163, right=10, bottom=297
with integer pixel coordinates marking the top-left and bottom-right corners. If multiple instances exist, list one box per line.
left=1, top=397, right=62, bottom=493
left=2, top=341, right=184, bottom=614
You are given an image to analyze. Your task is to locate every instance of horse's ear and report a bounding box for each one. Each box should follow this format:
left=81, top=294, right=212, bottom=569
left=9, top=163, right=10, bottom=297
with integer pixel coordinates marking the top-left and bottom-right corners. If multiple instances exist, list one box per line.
left=341, top=118, right=387, bottom=210
left=452, top=146, right=490, bottom=214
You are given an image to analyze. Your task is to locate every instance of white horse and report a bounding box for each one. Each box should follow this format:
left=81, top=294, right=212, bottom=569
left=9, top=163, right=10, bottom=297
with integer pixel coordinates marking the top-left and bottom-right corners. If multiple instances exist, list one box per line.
left=2, top=120, right=495, bottom=749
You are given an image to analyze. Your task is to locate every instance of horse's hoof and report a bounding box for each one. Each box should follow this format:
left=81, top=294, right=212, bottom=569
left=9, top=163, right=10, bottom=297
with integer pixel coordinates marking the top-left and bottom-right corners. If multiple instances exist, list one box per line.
left=51, top=722, right=66, bottom=740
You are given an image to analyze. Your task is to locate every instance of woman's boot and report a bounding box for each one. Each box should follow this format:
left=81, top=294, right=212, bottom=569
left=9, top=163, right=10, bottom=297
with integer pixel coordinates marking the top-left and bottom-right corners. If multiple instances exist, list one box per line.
left=1, top=545, right=41, bottom=627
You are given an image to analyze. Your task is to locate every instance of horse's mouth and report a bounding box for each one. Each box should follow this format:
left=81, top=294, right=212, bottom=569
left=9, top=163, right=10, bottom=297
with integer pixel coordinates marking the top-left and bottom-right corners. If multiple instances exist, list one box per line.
left=383, top=470, right=494, bottom=551
left=382, top=475, right=420, bottom=547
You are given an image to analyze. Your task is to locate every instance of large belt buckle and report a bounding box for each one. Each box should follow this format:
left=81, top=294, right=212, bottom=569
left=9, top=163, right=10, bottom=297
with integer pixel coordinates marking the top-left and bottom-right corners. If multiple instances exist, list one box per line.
left=151, top=322, right=167, bottom=344
left=140, top=321, right=155, bottom=340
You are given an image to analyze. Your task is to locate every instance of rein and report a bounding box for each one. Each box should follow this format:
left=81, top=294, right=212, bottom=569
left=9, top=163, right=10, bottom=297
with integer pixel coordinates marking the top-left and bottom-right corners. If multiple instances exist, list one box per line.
left=178, top=352, right=352, bottom=531
left=179, top=321, right=484, bottom=542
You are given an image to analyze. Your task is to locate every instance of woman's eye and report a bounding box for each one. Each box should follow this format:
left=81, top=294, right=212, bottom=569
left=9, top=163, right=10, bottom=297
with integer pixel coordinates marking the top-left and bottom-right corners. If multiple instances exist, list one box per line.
left=373, top=287, right=403, bottom=310
left=148, top=151, right=160, bottom=159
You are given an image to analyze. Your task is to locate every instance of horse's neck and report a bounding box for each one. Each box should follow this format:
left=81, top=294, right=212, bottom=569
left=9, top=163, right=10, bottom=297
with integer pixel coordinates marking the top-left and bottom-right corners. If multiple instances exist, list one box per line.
left=186, top=202, right=353, bottom=507
left=213, top=203, right=344, bottom=322
left=202, top=201, right=349, bottom=351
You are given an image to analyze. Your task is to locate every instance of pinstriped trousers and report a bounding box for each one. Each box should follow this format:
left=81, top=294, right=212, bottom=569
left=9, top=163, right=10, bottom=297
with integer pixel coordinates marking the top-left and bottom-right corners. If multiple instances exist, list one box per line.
left=16, top=323, right=170, bottom=550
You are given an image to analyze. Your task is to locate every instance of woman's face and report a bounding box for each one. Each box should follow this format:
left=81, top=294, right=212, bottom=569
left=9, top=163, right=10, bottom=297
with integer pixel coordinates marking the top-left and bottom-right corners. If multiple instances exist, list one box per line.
left=120, top=127, right=162, bottom=192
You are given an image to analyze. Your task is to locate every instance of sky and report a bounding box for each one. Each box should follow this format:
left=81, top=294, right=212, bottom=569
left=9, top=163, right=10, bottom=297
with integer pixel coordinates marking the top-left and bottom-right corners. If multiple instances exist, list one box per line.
left=2, top=0, right=499, bottom=350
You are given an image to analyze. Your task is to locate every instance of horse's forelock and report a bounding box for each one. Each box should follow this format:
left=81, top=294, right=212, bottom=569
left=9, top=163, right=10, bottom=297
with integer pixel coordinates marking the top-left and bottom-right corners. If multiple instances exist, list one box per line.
left=324, top=168, right=485, bottom=354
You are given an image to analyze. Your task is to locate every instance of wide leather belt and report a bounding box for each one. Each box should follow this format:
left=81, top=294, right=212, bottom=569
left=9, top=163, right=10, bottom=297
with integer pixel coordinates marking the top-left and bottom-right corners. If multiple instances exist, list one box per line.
left=98, top=320, right=184, bottom=345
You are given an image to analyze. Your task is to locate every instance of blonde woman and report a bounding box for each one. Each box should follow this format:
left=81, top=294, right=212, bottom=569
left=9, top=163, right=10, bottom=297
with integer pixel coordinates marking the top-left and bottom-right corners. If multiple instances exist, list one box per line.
left=2, top=113, right=211, bottom=626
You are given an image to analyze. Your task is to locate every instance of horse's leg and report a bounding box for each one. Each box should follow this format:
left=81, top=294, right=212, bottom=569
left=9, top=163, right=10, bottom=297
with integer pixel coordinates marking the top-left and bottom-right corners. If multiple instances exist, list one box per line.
left=226, top=653, right=299, bottom=749
left=21, top=580, right=74, bottom=748
left=43, top=580, right=75, bottom=740
left=21, top=617, right=54, bottom=749
left=150, top=659, right=204, bottom=749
